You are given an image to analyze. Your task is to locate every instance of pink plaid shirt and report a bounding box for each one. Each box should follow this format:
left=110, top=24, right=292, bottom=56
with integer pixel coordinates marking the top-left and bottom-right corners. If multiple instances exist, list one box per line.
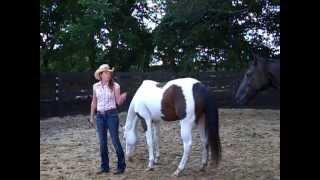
left=93, top=81, right=119, bottom=112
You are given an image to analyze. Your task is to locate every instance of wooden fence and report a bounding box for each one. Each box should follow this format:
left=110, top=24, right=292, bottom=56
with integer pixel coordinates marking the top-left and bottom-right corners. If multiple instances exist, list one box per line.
left=40, top=71, right=280, bottom=119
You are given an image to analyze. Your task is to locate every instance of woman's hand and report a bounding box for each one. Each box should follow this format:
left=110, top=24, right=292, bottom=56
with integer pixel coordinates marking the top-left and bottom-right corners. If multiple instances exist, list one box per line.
left=119, top=92, right=127, bottom=105
left=89, top=115, right=96, bottom=128
left=120, top=92, right=127, bottom=100
left=90, top=116, right=94, bottom=124
left=114, top=83, right=127, bottom=106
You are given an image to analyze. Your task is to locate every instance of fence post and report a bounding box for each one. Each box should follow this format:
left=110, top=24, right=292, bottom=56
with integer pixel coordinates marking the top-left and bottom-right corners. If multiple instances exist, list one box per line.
left=55, top=76, right=60, bottom=116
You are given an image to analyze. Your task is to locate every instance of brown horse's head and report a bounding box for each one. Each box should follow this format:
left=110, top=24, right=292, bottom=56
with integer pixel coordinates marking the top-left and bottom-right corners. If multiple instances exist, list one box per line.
left=234, top=54, right=271, bottom=105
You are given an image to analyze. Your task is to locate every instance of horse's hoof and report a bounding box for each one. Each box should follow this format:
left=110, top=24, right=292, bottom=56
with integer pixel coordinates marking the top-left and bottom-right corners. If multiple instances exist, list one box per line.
left=171, top=172, right=178, bottom=177
left=154, top=157, right=160, bottom=164
left=145, top=167, right=154, bottom=171
left=199, top=164, right=207, bottom=172
left=172, top=169, right=181, bottom=177
left=199, top=167, right=206, bottom=172
left=128, top=157, right=134, bottom=162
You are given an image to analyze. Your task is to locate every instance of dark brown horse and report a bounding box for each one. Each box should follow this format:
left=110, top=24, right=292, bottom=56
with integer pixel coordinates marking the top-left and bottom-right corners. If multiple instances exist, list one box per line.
left=234, top=54, right=280, bottom=105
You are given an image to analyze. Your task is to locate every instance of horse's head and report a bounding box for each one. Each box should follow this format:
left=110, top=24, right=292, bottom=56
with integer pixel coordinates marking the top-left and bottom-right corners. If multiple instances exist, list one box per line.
left=234, top=54, right=270, bottom=105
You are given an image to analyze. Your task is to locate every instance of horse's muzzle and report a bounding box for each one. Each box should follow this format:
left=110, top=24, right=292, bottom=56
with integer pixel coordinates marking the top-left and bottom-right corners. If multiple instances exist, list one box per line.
left=127, top=155, right=134, bottom=162
left=235, top=96, right=246, bottom=105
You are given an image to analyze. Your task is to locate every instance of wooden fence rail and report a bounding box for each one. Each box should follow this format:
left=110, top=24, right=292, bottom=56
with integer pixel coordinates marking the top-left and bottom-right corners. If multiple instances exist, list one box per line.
left=40, top=71, right=280, bottom=119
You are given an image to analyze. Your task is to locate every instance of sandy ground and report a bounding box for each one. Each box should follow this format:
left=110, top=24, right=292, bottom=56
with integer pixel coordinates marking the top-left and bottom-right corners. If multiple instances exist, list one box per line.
left=40, top=109, right=280, bottom=180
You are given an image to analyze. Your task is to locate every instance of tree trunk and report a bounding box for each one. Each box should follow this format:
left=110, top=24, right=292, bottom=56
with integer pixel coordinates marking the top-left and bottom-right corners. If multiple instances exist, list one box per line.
left=88, top=33, right=97, bottom=71
left=42, top=49, right=52, bottom=72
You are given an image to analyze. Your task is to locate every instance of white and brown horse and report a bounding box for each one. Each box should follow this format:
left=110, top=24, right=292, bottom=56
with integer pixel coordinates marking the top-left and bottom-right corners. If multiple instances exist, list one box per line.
left=123, top=78, right=221, bottom=176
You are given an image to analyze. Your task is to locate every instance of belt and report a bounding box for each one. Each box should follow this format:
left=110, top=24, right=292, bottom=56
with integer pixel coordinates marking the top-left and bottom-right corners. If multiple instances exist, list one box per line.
left=97, top=108, right=117, bottom=115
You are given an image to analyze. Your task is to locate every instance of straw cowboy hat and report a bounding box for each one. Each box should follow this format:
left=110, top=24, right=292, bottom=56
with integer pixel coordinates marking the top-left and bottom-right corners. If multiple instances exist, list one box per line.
left=94, top=64, right=115, bottom=80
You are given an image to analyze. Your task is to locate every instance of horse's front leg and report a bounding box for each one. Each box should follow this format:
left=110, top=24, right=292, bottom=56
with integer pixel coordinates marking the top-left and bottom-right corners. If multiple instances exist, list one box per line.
left=153, top=121, right=160, bottom=164
left=145, top=118, right=155, bottom=171
left=173, top=120, right=193, bottom=176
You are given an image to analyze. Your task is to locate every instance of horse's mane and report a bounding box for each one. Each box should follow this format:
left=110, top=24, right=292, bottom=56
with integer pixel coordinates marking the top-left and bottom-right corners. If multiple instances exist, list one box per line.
left=250, top=50, right=280, bottom=63
left=266, top=57, right=280, bottom=63
left=156, top=82, right=166, bottom=88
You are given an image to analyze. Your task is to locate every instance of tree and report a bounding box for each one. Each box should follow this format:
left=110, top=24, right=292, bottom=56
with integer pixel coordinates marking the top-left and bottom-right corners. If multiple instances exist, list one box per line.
left=40, top=0, right=280, bottom=72
left=40, top=0, right=154, bottom=72
left=153, top=0, right=280, bottom=72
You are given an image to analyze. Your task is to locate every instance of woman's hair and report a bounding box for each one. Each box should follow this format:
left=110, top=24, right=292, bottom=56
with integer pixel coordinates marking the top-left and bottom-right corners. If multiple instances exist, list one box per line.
left=99, top=71, right=115, bottom=91
left=108, top=78, right=115, bottom=91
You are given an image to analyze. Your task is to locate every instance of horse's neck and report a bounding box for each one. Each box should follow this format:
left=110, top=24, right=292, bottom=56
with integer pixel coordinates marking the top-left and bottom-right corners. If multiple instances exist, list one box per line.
left=125, top=103, right=138, bottom=131
left=266, top=62, right=280, bottom=90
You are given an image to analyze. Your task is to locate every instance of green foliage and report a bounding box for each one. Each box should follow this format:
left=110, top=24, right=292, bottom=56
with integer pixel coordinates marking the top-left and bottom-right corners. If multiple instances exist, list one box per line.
left=40, top=0, right=154, bottom=72
left=153, top=0, right=280, bottom=72
left=40, top=0, right=279, bottom=72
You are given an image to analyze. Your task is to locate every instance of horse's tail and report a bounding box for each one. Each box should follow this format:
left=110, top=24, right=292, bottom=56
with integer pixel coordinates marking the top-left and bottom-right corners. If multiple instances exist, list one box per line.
left=203, top=86, right=221, bottom=166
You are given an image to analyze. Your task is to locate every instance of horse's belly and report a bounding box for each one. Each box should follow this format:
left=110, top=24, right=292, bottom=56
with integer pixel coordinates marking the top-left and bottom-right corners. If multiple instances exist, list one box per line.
left=149, top=107, right=163, bottom=121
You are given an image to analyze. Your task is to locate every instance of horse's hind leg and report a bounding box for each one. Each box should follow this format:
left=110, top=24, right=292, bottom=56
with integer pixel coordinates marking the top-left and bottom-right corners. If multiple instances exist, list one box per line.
left=198, top=115, right=208, bottom=171
left=145, top=117, right=155, bottom=171
left=153, top=121, right=160, bottom=164
left=173, top=118, right=193, bottom=176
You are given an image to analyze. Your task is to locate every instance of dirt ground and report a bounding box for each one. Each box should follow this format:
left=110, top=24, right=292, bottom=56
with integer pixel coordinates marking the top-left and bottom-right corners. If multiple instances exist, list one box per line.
left=40, top=108, right=280, bottom=180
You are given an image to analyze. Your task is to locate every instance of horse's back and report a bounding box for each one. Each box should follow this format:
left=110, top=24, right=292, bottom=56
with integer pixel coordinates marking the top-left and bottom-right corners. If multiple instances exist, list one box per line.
left=136, top=78, right=199, bottom=96
left=165, top=77, right=200, bottom=87
left=131, top=78, right=202, bottom=121
left=142, top=80, right=159, bottom=85
left=131, top=80, right=163, bottom=119
left=134, top=80, right=159, bottom=96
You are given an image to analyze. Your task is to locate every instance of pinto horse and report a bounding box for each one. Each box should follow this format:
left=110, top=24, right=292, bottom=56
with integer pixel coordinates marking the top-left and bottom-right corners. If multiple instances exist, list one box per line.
left=123, top=78, right=221, bottom=176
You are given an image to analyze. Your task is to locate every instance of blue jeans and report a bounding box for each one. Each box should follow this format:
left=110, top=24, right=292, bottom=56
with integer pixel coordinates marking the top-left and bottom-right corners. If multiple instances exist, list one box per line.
left=96, top=109, right=126, bottom=171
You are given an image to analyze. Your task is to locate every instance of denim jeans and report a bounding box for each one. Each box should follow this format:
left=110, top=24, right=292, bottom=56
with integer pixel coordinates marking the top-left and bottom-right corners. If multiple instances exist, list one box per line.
left=96, top=109, right=126, bottom=171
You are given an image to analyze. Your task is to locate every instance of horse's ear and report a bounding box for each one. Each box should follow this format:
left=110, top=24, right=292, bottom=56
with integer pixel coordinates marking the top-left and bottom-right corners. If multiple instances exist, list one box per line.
left=252, top=53, right=264, bottom=66
left=249, top=50, right=257, bottom=65
left=252, top=54, right=258, bottom=66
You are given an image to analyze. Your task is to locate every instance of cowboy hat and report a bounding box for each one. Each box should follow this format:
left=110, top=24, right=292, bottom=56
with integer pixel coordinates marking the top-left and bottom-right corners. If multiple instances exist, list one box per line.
left=94, top=64, right=115, bottom=80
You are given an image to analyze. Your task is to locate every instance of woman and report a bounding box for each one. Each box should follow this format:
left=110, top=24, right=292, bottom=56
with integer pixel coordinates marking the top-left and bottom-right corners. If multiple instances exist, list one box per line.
left=90, top=64, right=127, bottom=175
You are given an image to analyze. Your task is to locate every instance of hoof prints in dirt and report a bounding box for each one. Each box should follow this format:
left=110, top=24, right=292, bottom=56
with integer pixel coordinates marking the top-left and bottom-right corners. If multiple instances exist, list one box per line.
left=40, top=109, right=279, bottom=180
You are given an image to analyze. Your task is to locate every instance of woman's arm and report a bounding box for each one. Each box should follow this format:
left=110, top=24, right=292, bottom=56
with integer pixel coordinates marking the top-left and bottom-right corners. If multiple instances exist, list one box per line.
left=90, top=87, right=97, bottom=124
left=114, top=83, right=127, bottom=106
